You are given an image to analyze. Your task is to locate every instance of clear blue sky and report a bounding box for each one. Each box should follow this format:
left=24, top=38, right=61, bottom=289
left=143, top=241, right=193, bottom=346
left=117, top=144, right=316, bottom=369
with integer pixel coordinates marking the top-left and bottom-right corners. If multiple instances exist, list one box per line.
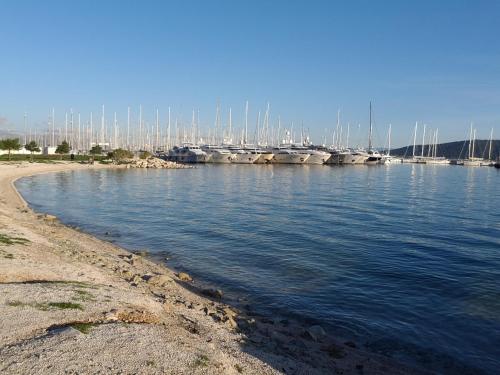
left=1, top=0, right=499, bottom=146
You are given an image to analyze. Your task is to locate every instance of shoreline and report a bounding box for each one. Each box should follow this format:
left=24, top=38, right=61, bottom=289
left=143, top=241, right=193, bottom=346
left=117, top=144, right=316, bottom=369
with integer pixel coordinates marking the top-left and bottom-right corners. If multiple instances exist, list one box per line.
left=0, top=161, right=423, bottom=374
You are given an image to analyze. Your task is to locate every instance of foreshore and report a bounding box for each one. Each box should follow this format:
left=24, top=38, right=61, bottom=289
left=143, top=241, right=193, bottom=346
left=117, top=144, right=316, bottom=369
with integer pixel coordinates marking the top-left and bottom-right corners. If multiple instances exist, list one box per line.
left=0, top=162, right=423, bottom=374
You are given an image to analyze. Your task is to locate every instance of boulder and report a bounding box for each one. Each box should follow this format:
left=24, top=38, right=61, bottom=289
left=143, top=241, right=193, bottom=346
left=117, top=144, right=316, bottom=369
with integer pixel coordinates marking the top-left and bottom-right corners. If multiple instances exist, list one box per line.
left=177, top=272, right=192, bottom=282
left=146, top=274, right=173, bottom=287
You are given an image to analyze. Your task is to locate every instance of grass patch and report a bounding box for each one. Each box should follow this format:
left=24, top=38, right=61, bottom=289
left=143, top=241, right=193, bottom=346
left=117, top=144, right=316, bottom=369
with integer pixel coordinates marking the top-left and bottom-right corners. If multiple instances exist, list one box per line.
left=47, top=302, right=83, bottom=310
left=6, top=300, right=83, bottom=311
left=193, top=354, right=210, bottom=367
left=70, top=322, right=95, bottom=334
left=4, top=253, right=14, bottom=259
left=72, top=289, right=96, bottom=302
left=0, top=233, right=30, bottom=246
left=145, top=360, right=156, bottom=367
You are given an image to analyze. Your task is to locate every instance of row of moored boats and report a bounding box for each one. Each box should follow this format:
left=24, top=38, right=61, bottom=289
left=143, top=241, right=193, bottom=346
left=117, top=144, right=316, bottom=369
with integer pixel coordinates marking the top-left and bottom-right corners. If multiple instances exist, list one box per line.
left=162, top=144, right=394, bottom=165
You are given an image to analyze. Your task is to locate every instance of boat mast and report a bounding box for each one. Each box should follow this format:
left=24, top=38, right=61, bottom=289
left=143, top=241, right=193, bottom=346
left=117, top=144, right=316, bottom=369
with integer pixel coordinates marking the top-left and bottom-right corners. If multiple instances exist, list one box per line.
left=244, top=100, right=248, bottom=145
left=368, top=102, right=373, bottom=151
left=488, top=128, right=493, bottom=160
left=388, top=123, right=391, bottom=156
left=346, top=123, right=350, bottom=150
left=412, top=121, right=418, bottom=157
left=156, top=108, right=160, bottom=151
left=468, top=123, right=473, bottom=159
left=472, top=128, right=476, bottom=159
left=167, top=107, right=171, bottom=149
left=434, top=129, right=438, bottom=159
left=421, top=124, right=426, bottom=157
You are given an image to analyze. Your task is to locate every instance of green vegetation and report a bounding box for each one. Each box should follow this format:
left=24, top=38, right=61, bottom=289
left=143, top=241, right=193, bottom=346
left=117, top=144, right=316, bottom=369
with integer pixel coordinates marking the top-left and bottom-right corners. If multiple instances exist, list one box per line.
left=47, top=302, right=83, bottom=310
left=193, top=354, right=210, bottom=367
left=70, top=322, right=96, bottom=334
left=0, top=153, right=104, bottom=162
left=89, top=145, right=103, bottom=155
left=140, top=151, right=152, bottom=159
left=0, top=138, right=21, bottom=160
left=55, top=140, right=70, bottom=159
left=24, top=140, right=41, bottom=162
left=108, top=148, right=134, bottom=162
left=72, top=289, right=96, bottom=302
left=0, top=233, right=30, bottom=245
left=7, top=300, right=83, bottom=311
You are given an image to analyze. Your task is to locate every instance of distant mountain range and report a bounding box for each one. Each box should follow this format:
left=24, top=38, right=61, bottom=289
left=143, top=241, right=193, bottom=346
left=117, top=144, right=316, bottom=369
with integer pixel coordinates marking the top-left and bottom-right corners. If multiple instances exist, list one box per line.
left=390, top=140, right=500, bottom=160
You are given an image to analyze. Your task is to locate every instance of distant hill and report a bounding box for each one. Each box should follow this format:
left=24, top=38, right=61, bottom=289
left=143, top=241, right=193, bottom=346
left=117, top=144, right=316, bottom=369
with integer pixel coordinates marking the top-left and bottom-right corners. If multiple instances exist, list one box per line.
left=390, top=140, right=500, bottom=160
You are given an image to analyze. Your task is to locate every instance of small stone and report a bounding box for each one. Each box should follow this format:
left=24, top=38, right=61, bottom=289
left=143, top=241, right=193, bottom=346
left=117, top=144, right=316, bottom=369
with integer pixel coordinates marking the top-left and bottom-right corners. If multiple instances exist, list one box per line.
left=146, top=274, right=173, bottom=287
left=222, top=307, right=237, bottom=318
left=177, top=272, right=192, bottom=282
left=226, top=317, right=238, bottom=329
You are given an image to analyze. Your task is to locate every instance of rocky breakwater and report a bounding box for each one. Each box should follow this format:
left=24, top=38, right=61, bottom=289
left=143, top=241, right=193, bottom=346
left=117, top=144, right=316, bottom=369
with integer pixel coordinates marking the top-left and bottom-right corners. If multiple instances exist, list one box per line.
left=126, top=157, right=192, bottom=169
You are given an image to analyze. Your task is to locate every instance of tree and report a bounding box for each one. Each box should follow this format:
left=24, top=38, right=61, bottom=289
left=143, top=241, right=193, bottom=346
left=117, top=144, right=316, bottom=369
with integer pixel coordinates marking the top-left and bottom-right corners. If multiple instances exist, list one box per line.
left=89, top=145, right=103, bottom=155
left=24, top=140, right=41, bottom=162
left=108, top=148, right=134, bottom=162
left=0, top=138, right=21, bottom=161
left=55, top=141, right=70, bottom=159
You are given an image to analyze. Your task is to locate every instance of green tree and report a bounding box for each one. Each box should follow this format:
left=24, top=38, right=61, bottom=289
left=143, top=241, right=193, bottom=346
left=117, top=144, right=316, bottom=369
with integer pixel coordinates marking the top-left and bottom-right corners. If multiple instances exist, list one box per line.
left=55, top=141, right=70, bottom=159
left=109, top=148, right=134, bottom=162
left=0, top=138, right=21, bottom=161
left=24, top=140, right=41, bottom=162
left=89, top=145, right=103, bottom=155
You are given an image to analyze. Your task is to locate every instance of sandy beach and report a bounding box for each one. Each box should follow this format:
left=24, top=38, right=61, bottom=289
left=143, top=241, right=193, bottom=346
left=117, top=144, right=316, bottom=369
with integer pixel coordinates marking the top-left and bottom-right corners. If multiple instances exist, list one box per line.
left=0, top=162, right=423, bottom=374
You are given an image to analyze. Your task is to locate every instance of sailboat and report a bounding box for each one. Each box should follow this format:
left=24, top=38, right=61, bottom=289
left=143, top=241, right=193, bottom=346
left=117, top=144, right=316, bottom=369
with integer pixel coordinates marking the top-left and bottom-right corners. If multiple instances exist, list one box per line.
left=363, top=102, right=384, bottom=164
left=463, top=125, right=487, bottom=166
left=382, top=124, right=402, bottom=163
left=425, top=129, right=450, bottom=164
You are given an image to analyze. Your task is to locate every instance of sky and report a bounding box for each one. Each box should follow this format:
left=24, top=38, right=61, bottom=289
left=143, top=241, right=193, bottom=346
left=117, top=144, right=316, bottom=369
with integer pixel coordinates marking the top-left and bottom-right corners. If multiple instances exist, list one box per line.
left=0, top=0, right=499, bottom=147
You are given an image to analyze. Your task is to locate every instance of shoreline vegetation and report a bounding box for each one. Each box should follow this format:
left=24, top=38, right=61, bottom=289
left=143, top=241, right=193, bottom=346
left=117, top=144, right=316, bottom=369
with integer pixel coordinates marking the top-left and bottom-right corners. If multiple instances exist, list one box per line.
left=0, top=162, right=422, bottom=374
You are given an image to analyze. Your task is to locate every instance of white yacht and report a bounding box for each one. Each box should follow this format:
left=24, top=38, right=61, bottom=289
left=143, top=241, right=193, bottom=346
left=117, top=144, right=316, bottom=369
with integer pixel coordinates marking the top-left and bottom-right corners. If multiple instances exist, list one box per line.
left=227, top=146, right=260, bottom=164
left=291, top=146, right=331, bottom=164
left=271, top=147, right=310, bottom=164
left=201, top=145, right=235, bottom=163
left=169, top=145, right=210, bottom=163
left=363, top=149, right=385, bottom=165
left=244, top=146, right=274, bottom=164
left=426, top=157, right=450, bottom=165
left=381, top=154, right=402, bottom=164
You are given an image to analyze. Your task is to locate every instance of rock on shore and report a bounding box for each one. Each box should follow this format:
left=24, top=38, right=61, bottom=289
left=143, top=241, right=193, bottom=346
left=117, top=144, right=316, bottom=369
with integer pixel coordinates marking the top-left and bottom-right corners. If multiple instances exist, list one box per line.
left=127, top=157, right=191, bottom=169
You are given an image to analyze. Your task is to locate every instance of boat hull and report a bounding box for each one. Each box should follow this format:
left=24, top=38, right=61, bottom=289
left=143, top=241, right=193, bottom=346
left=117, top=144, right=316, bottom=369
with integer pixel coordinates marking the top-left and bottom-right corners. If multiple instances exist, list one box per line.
left=206, top=153, right=234, bottom=163
left=304, top=153, right=330, bottom=164
left=254, top=153, right=274, bottom=164
left=231, top=153, right=261, bottom=164
left=272, top=153, right=309, bottom=164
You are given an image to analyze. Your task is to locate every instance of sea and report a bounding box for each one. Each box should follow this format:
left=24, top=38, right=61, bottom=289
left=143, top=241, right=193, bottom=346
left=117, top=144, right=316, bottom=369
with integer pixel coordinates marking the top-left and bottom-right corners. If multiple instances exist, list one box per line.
left=17, top=164, right=500, bottom=374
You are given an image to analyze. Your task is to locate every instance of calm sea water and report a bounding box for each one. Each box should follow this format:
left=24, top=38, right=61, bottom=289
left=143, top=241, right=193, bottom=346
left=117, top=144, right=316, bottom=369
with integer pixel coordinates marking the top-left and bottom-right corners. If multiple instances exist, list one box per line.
left=17, top=164, right=500, bottom=374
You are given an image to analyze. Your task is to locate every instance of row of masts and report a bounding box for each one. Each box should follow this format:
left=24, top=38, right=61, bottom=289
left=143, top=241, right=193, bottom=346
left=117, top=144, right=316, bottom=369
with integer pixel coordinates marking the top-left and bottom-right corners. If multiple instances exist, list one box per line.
left=408, top=121, right=495, bottom=160
left=17, top=103, right=372, bottom=153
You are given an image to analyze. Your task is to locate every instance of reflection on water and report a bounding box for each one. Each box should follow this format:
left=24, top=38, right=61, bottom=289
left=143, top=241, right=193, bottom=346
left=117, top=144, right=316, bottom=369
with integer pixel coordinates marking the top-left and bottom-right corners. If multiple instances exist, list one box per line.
left=17, top=164, right=500, bottom=374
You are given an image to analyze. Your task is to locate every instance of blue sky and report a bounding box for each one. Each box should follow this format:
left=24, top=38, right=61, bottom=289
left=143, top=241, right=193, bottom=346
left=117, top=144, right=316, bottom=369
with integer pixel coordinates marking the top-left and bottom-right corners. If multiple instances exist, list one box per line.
left=0, top=0, right=499, bottom=146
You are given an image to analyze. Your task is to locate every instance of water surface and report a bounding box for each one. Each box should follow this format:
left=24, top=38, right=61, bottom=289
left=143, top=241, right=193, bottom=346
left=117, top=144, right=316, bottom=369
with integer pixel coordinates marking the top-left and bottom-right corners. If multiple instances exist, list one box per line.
left=17, top=164, right=500, bottom=374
